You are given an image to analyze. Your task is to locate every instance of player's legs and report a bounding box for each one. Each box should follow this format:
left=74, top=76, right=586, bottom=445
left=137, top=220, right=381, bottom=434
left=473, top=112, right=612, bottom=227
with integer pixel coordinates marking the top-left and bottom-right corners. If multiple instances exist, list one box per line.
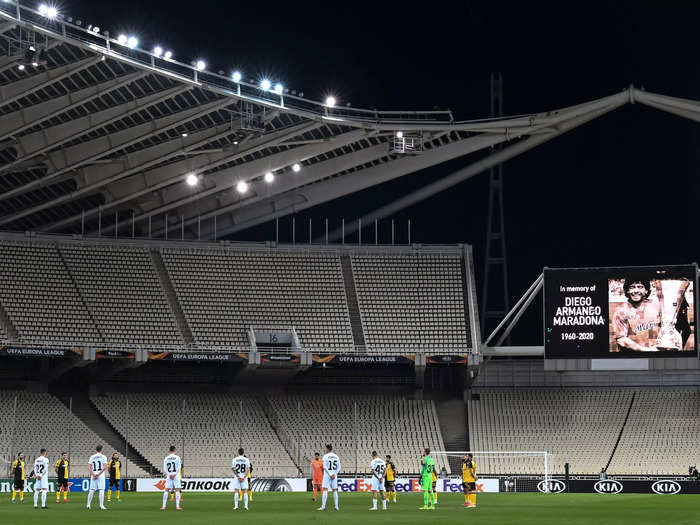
left=319, top=475, right=330, bottom=509
left=462, top=482, right=470, bottom=506
left=175, top=488, right=181, bottom=510
left=420, top=478, right=431, bottom=509
left=469, top=482, right=476, bottom=507
left=370, top=489, right=378, bottom=510
left=312, top=483, right=318, bottom=500
left=380, top=490, right=387, bottom=509
left=162, top=489, right=169, bottom=509
left=33, top=486, right=39, bottom=507
left=432, top=481, right=437, bottom=505
left=332, top=488, right=338, bottom=510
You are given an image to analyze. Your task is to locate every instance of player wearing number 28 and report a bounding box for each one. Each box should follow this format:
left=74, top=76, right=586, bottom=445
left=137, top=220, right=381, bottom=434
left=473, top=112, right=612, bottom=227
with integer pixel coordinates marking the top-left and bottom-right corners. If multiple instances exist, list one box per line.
left=87, top=444, right=108, bottom=510
left=232, top=448, right=251, bottom=510
left=162, top=445, right=182, bottom=511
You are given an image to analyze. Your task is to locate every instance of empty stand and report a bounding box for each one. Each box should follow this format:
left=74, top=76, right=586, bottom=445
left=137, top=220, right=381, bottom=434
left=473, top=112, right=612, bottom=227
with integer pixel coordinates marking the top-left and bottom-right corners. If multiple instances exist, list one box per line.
left=0, top=390, right=147, bottom=477
left=268, top=394, right=449, bottom=475
left=352, top=253, right=470, bottom=352
left=60, top=244, right=183, bottom=346
left=0, top=241, right=100, bottom=342
left=162, top=248, right=353, bottom=349
left=468, top=389, right=633, bottom=475
left=91, top=392, right=298, bottom=477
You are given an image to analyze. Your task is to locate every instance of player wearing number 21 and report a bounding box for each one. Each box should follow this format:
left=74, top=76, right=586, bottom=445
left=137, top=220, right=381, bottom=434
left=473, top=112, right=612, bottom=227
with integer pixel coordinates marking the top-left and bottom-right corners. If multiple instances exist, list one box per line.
left=232, top=448, right=251, bottom=510
left=369, top=451, right=387, bottom=511
left=162, top=445, right=182, bottom=511
left=87, top=444, right=108, bottom=510
left=318, top=444, right=341, bottom=511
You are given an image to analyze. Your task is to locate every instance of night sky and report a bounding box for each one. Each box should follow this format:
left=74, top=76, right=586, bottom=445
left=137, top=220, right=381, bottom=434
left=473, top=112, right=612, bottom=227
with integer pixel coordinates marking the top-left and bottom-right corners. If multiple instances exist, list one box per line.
left=72, top=1, right=699, bottom=344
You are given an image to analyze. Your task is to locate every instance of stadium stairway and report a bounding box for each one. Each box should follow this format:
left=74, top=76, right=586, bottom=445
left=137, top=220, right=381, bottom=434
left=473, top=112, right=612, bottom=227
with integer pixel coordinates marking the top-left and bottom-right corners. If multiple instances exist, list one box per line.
left=0, top=300, right=18, bottom=339
left=435, top=397, right=468, bottom=475
left=340, top=255, right=366, bottom=346
left=56, top=393, right=160, bottom=476
left=259, top=396, right=304, bottom=475
left=149, top=249, right=194, bottom=344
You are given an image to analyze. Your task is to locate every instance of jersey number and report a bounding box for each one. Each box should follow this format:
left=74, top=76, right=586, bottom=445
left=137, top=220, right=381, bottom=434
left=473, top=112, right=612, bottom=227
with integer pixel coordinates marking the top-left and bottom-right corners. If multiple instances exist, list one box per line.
left=328, top=460, right=338, bottom=471
left=374, top=465, right=385, bottom=475
left=425, top=465, right=433, bottom=473
left=235, top=464, right=247, bottom=474
left=92, top=461, right=102, bottom=471
left=36, top=464, right=45, bottom=474
left=167, top=462, right=177, bottom=473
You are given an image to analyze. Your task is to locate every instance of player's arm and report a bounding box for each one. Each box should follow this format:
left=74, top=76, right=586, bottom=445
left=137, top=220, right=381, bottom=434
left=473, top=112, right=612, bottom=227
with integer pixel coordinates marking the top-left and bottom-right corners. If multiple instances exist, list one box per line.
left=88, top=460, right=96, bottom=479
left=616, top=336, right=655, bottom=351
left=55, top=459, right=59, bottom=475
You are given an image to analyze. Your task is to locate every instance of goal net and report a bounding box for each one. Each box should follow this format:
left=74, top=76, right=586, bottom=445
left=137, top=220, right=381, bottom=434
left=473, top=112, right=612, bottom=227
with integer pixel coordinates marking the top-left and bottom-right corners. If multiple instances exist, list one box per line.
left=432, top=451, right=552, bottom=493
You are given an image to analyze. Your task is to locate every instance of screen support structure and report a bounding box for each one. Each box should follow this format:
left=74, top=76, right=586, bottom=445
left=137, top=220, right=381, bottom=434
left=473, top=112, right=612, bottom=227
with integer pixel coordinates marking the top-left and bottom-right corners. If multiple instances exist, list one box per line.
left=481, top=273, right=544, bottom=357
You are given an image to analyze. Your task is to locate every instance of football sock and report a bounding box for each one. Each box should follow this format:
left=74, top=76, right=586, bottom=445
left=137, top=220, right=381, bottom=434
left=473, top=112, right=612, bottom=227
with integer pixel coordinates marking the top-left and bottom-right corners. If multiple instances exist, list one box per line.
left=471, top=494, right=476, bottom=506
left=433, top=491, right=437, bottom=504
left=64, top=490, right=68, bottom=501
left=423, top=492, right=429, bottom=507
left=162, top=492, right=168, bottom=507
left=234, top=491, right=239, bottom=507
left=321, top=489, right=328, bottom=508
left=175, top=492, right=180, bottom=507
left=313, top=486, right=318, bottom=499
left=57, top=489, right=60, bottom=502
left=41, top=491, right=47, bottom=507
left=12, top=489, right=16, bottom=500
left=382, top=497, right=387, bottom=509
left=464, top=494, right=469, bottom=503
left=243, top=492, right=248, bottom=508
left=393, top=491, right=397, bottom=502
left=20, top=491, right=24, bottom=502
left=333, top=491, right=338, bottom=508
left=108, top=489, right=112, bottom=501
left=116, top=490, right=120, bottom=500
left=34, top=489, right=39, bottom=507
left=88, top=489, right=95, bottom=507
left=98, top=490, right=104, bottom=507
left=248, top=489, right=252, bottom=501
left=372, top=497, right=377, bottom=509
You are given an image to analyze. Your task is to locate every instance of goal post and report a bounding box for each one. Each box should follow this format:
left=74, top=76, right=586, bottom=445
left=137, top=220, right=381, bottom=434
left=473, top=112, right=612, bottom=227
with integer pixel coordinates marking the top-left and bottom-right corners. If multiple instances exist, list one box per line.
left=432, top=451, right=552, bottom=493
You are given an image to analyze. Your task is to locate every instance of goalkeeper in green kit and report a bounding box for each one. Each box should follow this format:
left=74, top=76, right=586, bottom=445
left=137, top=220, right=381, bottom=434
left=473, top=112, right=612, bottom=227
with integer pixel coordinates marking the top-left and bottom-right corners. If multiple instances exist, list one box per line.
left=419, top=448, right=435, bottom=510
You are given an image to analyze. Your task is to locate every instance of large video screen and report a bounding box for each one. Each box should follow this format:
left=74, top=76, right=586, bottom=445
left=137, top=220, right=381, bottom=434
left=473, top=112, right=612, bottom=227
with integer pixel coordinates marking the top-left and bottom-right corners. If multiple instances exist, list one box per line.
left=544, top=265, right=697, bottom=359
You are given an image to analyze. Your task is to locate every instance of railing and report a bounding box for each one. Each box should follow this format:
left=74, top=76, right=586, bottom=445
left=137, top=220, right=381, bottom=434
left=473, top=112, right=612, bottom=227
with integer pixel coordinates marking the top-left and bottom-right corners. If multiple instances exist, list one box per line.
left=0, top=1, right=453, bottom=126
left=0, top=339, right=476, bottom=355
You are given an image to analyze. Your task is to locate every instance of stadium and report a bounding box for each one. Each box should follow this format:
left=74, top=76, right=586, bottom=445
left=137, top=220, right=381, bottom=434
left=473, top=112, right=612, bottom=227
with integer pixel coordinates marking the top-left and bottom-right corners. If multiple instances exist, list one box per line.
left=1, top=1, right=699, bottom=524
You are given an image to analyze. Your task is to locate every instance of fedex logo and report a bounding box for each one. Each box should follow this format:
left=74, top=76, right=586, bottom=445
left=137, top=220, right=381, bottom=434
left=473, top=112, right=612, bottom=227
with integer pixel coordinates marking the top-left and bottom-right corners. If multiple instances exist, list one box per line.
left=335, top=478, right=496, bottom=493
left=440, top=480, right=484, bottom=493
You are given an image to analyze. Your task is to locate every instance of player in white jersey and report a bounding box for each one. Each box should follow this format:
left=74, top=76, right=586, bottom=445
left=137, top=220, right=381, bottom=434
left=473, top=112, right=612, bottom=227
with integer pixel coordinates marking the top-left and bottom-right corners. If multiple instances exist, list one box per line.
left=231, top=447, right=251, bottom=510
left=87, top=444, right=108, bottom=510
left=162, top=445, right=183, bottom=511
left=32, top=448, right=50, bottom=509
left=369, top=451, right=387, bottom=510
left=318, top=444, right=341, bottom=511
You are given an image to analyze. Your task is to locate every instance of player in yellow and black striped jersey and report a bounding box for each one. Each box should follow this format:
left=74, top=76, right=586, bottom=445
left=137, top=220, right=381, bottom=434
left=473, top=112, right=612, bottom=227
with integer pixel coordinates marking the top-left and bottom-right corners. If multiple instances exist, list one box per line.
left=247, top=459, right=253, bottom=501
left=431, top=466, right=438, bottom=505
left=461, top=454, right=478, bottom=508
left=11, top=453, right=26, bottom=503
left=107, top=453, right=122, bottom=502
left=55, top=453, right=70, bottom=503
left=384, top=455, right=397, bottom=503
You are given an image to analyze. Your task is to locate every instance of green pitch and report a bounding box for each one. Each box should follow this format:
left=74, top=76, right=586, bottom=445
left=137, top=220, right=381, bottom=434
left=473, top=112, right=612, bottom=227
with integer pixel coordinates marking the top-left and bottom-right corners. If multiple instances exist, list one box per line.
left=2, top=492, right=698, bottom=524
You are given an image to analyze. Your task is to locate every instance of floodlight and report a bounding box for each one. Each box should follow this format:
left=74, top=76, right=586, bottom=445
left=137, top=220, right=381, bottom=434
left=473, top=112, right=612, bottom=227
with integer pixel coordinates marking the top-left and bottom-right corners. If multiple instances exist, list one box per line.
left=232, top=70, right=242, bottom=83
left=181, top=132, right=188, bottom=137
left=17, top=64, right=25, bottom=70
left=196, top=60, right=206, bottom=71
left=117, top=34, right=127, bottom=45
left=292, top=163, right=301, bottom=173
left=164, top=50, right=173, bottom=60
left=127, top=36, right=138, bottom=49
left=274, top=83, right=283, bottom=95
left=325, top=96, right=336, bottom=108
left=260, top=79, right=271, bottom=91
left=236, top=181, right=249, bottom=194
left=396, top=131, right=403, bottom=138
left=264, top=171, right=274, bottom=183
left=186, top=173, right=198, bottom=186
left=38, top=4, right=47, bottom=15
left=46, top=6, right=57, bottom=18
left=153, top=46, right=163, bottom=57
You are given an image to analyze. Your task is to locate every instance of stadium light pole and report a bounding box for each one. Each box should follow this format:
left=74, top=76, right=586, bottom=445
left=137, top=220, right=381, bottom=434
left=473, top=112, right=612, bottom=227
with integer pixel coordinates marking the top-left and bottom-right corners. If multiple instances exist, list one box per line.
left=68, top=397, right=72, bottom=466
left=325, top=219, right=328, bottom=245
left=308, top=218, right=312, bottom=244
left=342, top=219, right=345, bottom=245
left=353, top=402, right=358, bottom=478
left=358, top=218, right=361, bottom=245
left=375, top=220, right=378, bottom=245
left=292, top=217, right=295, bottom=244
left=132, top=211, right=135, bottom=239
left=408, top=219, right=411, bottom=244
left=391, top=220, right=395, bottom=245
left=125, top=397, right=129, bottom=479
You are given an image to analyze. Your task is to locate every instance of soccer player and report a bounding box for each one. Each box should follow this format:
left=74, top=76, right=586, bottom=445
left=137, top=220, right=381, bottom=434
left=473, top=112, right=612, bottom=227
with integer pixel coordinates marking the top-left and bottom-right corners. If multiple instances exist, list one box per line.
left=431, top=464, right=438, bottom=505
left=232, top=448, right=251, bottom=510
left=318, top=444, right=340, bottom=511
left=247, top=458, right=253, bottom=502
left=87, top=445, right=108, bottom=511
left=419, top=448, right=435, bottom=510
left=461, top=454, right=478, bottom=508
left=311, top=452, right=323, bottom=501
left=11, top=452, right=26, bottom=503
left=385, top=455, right=397, bottom=503
left=32, top=448, right=50, bottom=509
left=169, top=461, right=183, bottom=502
left=107, top=452, right=122, bottom=502
left=162, top=445, right=182, bottom=510
left=55, top=452, right=70, bottom=503
left=369, top=451, right=387, bottom=511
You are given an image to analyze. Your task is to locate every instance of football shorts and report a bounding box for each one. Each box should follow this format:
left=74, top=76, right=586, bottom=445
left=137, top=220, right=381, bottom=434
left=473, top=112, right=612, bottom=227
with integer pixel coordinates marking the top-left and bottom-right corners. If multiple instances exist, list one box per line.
left=34, top=476, right=49, bottom=491
left=57, top=477, right=69, bottom=489
left=463, top=482, right=476, bottom=491
left=233, top=478, right=249, bottom=491
left=385, top=481, right=395, bottom=491
left=370, top=477, right=385, bottom=491
left=322, top=473, right=338, bottom=490
left=164, top=476, right=181, bottom=490
left=89, top=476, right=106, bottom=491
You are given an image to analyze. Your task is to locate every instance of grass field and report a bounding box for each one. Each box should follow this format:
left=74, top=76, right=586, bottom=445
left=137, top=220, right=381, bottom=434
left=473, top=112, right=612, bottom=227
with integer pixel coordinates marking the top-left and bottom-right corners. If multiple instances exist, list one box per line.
left=3, top=492, right=700, bottom=524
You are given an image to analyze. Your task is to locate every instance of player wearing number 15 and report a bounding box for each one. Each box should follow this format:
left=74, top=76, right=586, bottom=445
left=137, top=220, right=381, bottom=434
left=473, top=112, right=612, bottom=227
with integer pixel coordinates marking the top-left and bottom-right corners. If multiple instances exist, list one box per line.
left=369, top=451, right=387, bottom=511
left=87, top=444, right=108, bottom=511
left=232, top=448, right=251, bottom=510
left=318, top=444, right=341, bottom=511
left=419, top=448, right=435, bottom=511
left=162, top=445, right=183, bottom=511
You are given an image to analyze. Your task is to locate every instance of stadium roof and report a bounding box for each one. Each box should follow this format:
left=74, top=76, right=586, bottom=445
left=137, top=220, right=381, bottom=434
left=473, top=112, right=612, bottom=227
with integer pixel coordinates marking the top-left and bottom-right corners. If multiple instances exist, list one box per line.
left=1, top=3, right=699, bottom=240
